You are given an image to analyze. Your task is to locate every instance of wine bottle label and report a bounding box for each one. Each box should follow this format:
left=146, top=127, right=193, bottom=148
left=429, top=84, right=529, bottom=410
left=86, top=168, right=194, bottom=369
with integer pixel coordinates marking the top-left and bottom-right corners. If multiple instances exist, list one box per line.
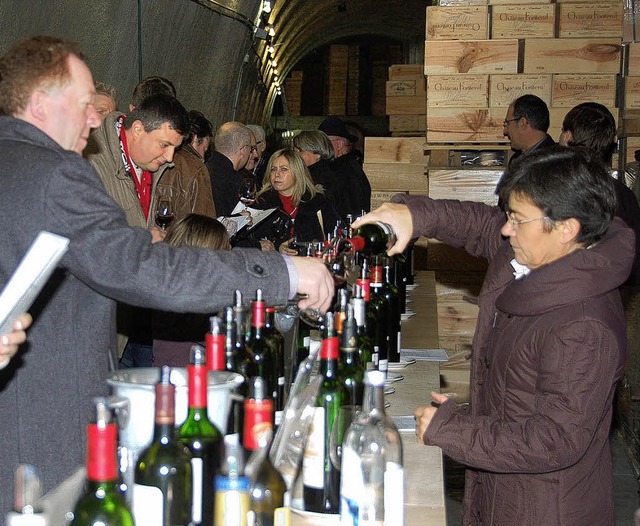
left=302, top=407, right=325, bottom=489
left=214, top=480, right=250, bottom=526
left=309, top=337, right=321, bottom=355
left=372, top=347, right=379, bottom=367
left=132, top=484, right=163, bottom=526
left=378, top=358, right=388, bottom=374
left=340, top=447, right=384, bottom=526
left=191, top=457, right=204, bottom=524
left=274, top=506, right=291, bottom=525
left=384, top=463, right=405, bottom=525
left=396, top=333, right=403, bottom=360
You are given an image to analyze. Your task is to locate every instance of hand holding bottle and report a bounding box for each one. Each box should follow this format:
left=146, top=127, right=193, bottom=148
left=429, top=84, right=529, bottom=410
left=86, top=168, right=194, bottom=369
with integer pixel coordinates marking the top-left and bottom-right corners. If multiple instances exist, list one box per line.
left=351, top=202, right=414, bottom=256
left=289, top=256, right=335, bottom=313
left=0, top=312, right=32, bottom=369
left=414, top=391, right=450, bottom=444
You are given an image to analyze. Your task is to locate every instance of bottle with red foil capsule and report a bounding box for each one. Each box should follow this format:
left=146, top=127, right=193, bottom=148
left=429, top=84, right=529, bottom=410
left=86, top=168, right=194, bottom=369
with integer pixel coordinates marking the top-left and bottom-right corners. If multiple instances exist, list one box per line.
left=133, top=366, right=192, bottom=526
left=206, top=316, right=226, bottom=372
left=70, top=398, right=133, bottom=526
left=368, top=260, right=389, bottom=376
left=179, top=346, right=223, bottom=526
left=345, top=222, right=396, bottom=256
left=302, top=313, right=347, bottom=513
left=264, top=306, right=285, bottom=427
left=244, top=289, right=275, bottom=405
left=243, top=377, right=274, bottom=457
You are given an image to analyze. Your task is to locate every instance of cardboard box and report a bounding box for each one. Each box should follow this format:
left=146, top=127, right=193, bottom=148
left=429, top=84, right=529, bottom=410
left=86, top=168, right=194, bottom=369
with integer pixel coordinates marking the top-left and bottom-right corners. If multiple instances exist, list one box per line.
left=427, top=75, right=489, bottom=107
left=552, top=74, right=617, bottom=107
left=426, top=6, right=490, bottom=40
left=489, top=74, right=552, bottom=106
left=523, top=38, right=622, bottom=74
left=425, top=39, right=519, bottom=75
left=426, top=107, right=508, bottom=142
left=491, top=4, right=556, bottom=39
left=558, top=3, right=624, bottom=38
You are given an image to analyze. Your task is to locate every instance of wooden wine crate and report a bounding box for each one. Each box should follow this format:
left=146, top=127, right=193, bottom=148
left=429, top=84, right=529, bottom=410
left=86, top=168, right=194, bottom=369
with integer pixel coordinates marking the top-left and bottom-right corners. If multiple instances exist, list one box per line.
left=624, top=77, right=640, bottom=111
left=386, top=79, right=426, bottom=97
left=364, top=137, right=427, bottom=164
left=627, top=42, right=640, bottom=75
left=428, top=145, right=511, bottom=168
left=424, top=39, right=519, bottom=75
left=437, top=298, right=479, bottom=345
left=426, top=75, right=489, bottom=108
left=552, top=74, right=617, bottom=107
left=427, top=168, right=502, bottom=204
left=557, top=3, right=624, bottom=38
left=522, top=38, right=622, bottom=74
left=622, top=136, right=640, bottom=163
left=426, top=6, right=490, bottom=40
left=489, top=74, right=552, bottom=106
left=386, top=95, right=427, bottom=115
left=364, top=164, right=429, bottom=192
left=389, top=115, right=427, bottom=133
left=370, top=190, right=429, bottom=210
left=439, top=0, right=486, bottom=6
left=426, top=107, right=508, bottom=142
left=491, top=4, right=556, bottom=39
left=489, top=0, right=550, bottom=5
left=388, top=64, right=424, bottom=80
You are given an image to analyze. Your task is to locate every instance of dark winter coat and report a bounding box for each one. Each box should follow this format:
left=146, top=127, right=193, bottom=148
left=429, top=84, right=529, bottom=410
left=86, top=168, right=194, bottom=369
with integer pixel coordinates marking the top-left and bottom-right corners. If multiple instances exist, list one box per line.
left=394, top=194, right=634, bottom=526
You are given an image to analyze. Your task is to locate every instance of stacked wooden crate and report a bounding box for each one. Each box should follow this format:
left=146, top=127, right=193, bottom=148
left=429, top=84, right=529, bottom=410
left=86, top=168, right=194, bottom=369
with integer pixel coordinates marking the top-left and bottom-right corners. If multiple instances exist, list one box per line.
left=325, top=44, right=349, bottom=115
left=620, top=41, right=640, bottom=172
left=285, top=70, right=303, bottom=117
left=386, top=65, right=427, bottom=135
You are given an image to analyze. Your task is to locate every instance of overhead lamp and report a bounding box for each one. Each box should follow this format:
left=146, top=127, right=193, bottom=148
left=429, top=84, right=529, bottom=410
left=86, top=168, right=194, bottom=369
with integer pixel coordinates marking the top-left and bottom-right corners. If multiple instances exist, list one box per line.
left=263, top=0, right=272, bottom=14
left=268, top=45, right=275, bottom=55
left=273, top=68, right=279, bottom=75
left=274, top=75, right=279, bottom=81
left=274, top=80, right=280, bottom=87
left=265, top=25, right=276, bottom=37
left=271, top=59, right=278, bottom=68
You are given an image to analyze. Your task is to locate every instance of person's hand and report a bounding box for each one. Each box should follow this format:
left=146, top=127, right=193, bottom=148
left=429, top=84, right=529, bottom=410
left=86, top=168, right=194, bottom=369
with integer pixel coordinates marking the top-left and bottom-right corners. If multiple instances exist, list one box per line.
left=351, top=202, right=414, bottom=256
left=240, top=209, right=253, bottom=227
left=149, top=226, right=167, bottom=243
left=0, top=312, right=33, bottom=369
left=414, top=391, right=449, bottom=444
left=279, top=238, right=298, bottom=256
left=259, top=239, right=276, bottom=251
left=289, top=256, right=335, bottom=313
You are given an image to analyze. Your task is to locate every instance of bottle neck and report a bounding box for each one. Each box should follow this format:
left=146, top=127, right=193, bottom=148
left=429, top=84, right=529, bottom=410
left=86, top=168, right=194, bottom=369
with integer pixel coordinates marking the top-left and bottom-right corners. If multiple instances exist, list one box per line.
left=251, top=300, right=266, bottom=335
left=362, top=382, right=386, bottom=416
left=86, top=423, right=118, bottom=482
left=187, top=363, right=208, bottom=408
left=370, top=265, right=383, bottom=286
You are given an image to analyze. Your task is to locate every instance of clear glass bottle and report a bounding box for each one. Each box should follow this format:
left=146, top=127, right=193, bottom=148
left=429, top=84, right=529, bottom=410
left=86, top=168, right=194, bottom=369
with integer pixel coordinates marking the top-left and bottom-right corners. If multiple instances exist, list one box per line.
left=340, top=370, right=404, bottom=526
left=179, top=346, right=223, bottom=526
left=214, top=434, right=250, bottom=526
left=133, top=366, right=193, bottom=526
left=71, top=398, right=133, bottom=526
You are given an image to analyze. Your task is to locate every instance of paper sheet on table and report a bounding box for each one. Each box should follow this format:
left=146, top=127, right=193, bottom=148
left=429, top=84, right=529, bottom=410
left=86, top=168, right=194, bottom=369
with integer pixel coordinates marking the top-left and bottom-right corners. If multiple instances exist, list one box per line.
left=0, top=231, right=70, bottom=336
left=223, top=202, right=278, bottom=233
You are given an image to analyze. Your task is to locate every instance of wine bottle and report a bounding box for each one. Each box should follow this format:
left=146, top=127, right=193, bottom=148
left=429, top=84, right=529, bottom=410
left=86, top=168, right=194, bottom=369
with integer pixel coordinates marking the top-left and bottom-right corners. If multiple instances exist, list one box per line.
left=264, top=306, right=285, bottom=427
left=339, top=304, right=364, bottom=407
left=334, top=288, right=349, bottom=336
left=350, top=284, right=374, bottom=370
left=346, top=222, right=396, bottom=256
left=245, top=430, right=289, bottom=526
left=224, top=306, right=246, bottom=439
left=244, top=290, right=275, bottom=404
left=302, top=313, right=347, bottom=514
left=214, top=434, right=250, bottom=526
left=382, top=256, right=402, bottom=364
left=243, top=377, right=274, bottom=457
left=368, top=260, right=389, bottom=376
left=179, top=346, right=223, bottom=526
left=340, top=370, right=404, bottom=526
left=356, top=259, right=380, bottom=370
left=133, top=366, right=193, bottom=526
left=296, top=317, right=311, bottom=371
left=206, top=316, right=226, bottom=372
left=71, top=398, right=133, bottom=526
left=394, top=251, right=408, bottom=315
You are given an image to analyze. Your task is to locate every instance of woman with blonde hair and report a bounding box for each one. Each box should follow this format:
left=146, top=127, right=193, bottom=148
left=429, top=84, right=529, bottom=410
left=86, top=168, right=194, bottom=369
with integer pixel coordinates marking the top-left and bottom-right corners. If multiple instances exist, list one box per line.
left=253, top=149, right=340, bottom=254
left=152, top=214, right=230, bottom=366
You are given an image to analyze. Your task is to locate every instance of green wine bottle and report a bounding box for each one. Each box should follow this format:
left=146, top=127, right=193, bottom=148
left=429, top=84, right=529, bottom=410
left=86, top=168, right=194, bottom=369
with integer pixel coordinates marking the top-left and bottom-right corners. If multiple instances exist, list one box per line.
left=339, top=304, right=364, bottom=406
left=71, top=398, right=133, bottom=526
left=179, top=345, right=223, bottom=526
left=264, top=306, right=285, bottom=427
left=346, top=222, right=396, bottom=256
left=133, top=366, right=193, bottom=526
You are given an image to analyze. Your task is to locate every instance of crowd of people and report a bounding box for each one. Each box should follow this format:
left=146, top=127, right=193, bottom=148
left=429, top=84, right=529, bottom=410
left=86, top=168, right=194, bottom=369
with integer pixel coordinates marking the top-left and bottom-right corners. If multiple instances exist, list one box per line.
left=1, top=31, right=640, bottom=526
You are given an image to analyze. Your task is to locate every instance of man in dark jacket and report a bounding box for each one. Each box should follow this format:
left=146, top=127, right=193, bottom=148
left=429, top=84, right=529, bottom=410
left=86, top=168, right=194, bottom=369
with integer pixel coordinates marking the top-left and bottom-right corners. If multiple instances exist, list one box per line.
left=0, top=36, right=334, bottom=519
left=356, top=147, right=634, bottom=526
left=319, top=115, right=371, bottom=217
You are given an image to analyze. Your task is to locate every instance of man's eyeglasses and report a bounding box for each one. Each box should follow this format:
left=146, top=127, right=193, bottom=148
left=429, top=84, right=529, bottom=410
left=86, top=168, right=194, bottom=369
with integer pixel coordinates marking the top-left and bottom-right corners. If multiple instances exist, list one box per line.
left=505, top=211, right=549, bottom=228
left=503, top=116, right=521, bottom=127
left=250, top=146, right=258, bottom=153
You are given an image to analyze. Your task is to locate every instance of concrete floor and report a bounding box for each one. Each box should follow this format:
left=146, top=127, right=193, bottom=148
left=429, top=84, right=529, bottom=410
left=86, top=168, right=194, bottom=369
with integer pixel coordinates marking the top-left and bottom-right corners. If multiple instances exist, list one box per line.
left=444, top=433, right=640, bottom=526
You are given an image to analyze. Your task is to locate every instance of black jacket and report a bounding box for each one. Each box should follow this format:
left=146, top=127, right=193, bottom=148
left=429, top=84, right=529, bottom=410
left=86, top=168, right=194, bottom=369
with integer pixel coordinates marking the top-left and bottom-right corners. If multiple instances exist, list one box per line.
left=333, top=151, right=371, bottom=217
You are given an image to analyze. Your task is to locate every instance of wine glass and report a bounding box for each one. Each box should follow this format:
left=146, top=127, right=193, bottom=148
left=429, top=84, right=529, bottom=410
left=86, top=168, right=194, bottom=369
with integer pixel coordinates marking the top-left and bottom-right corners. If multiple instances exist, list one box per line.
left=329, top=405, right=361, bottom=470
left=155, top=196, right=175, bottom=230
left=238, top=178, right=257, bottom=207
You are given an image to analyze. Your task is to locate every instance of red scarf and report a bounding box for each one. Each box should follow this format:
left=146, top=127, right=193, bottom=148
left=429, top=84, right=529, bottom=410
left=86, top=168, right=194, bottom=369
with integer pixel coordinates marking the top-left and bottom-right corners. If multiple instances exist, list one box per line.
left=115, top=115, right=152, bottom=220
left=278, top=193, right=298, bottom=219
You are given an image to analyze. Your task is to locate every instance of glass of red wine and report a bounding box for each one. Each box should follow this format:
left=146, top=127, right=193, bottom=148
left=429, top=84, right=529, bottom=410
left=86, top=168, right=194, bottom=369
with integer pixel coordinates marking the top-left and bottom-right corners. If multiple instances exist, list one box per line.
left=238, top=178, right=257, bottom=207
left=155, top=196, right=175, bottom=230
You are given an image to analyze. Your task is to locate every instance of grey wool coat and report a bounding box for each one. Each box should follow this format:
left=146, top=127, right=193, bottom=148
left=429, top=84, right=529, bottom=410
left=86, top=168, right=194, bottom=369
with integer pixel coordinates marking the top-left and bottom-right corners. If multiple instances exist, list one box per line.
left=0, top=116, right=293, bottom=520
left=395, top=194, right=634, bottom=526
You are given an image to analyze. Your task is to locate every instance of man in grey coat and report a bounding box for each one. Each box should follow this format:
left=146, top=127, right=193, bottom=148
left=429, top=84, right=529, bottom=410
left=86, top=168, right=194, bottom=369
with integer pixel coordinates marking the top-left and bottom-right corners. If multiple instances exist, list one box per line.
left=0, top=35, right=334, bottom=519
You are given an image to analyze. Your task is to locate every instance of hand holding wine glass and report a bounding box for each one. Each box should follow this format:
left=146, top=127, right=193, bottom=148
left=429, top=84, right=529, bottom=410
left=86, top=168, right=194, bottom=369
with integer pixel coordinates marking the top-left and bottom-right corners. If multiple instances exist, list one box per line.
left=238, top=178, right=257, bottom=207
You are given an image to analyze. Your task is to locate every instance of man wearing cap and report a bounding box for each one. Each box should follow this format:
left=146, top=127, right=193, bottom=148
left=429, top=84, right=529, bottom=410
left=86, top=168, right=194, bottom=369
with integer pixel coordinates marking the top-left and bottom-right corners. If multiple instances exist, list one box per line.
left=318, top=115, right=371, bottom=219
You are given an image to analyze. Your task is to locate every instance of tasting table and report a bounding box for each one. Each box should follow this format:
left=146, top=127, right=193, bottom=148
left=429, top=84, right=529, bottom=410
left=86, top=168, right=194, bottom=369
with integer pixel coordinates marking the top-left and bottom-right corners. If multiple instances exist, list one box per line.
left=292, top=271, right=448, bottom=525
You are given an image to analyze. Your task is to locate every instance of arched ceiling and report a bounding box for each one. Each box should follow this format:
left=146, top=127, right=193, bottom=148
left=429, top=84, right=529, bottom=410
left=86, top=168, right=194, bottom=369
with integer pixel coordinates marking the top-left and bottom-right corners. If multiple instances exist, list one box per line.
left=257, top=0, right=429, bottom=85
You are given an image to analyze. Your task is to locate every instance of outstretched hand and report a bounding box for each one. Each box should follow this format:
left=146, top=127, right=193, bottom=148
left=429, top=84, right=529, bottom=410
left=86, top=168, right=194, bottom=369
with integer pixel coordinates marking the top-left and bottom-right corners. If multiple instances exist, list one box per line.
left=351, top=202, right=414, bottom=256
left=289, top=256, right=335, bottom=313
